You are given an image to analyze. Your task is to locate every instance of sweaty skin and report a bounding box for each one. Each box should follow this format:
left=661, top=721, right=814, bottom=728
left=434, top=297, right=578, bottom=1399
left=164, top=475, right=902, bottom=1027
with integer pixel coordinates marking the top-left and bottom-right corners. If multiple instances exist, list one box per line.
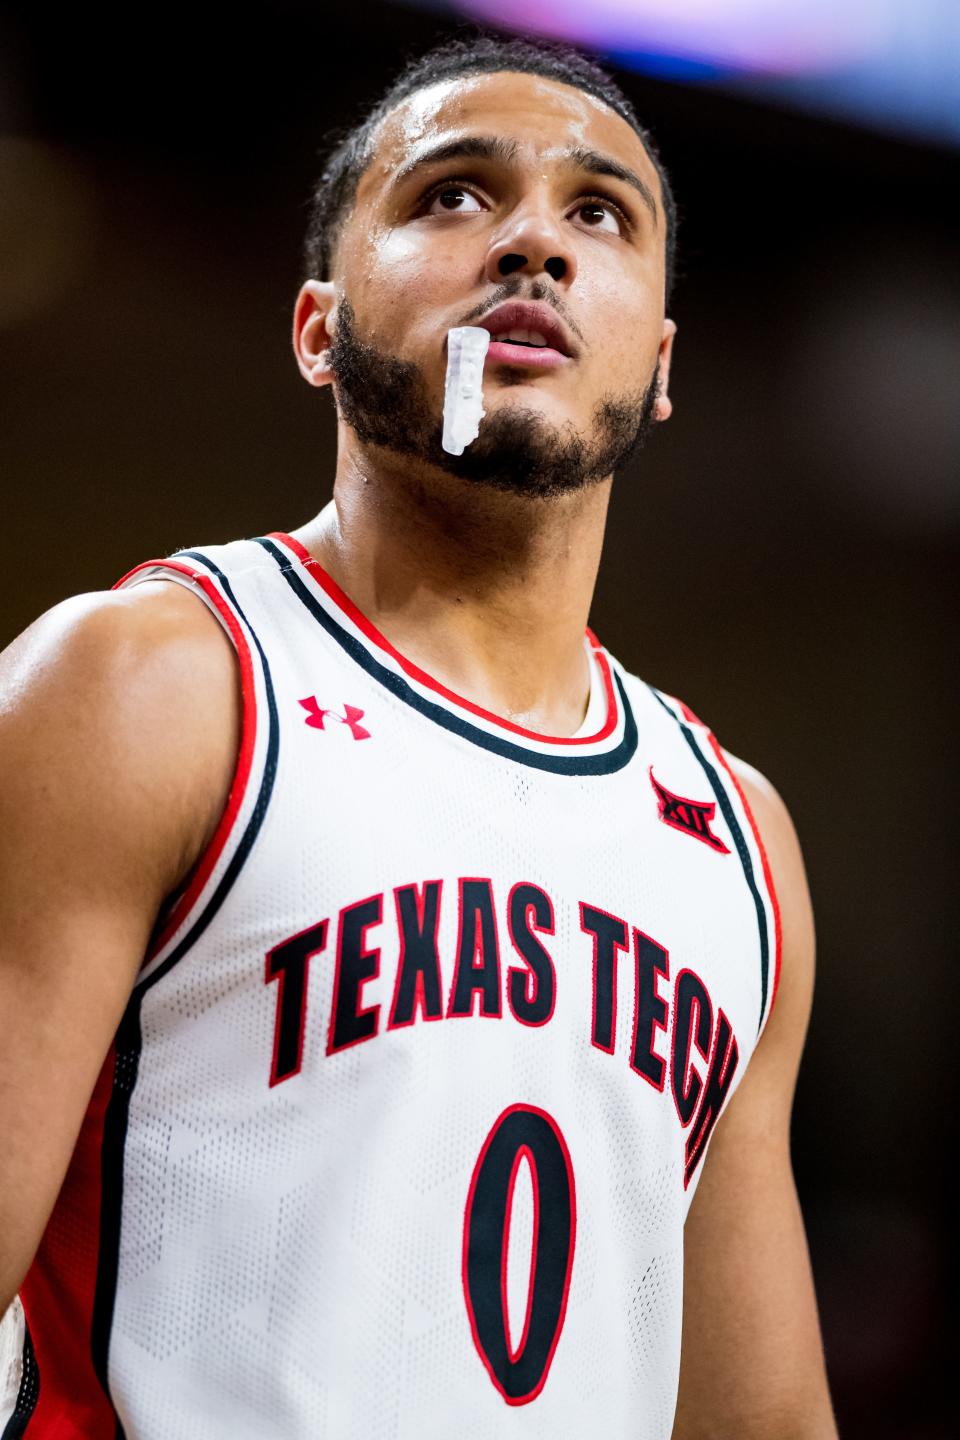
left=292, top=70, right=675, bottom=739
left=0, top=67, right=837, bottom=1438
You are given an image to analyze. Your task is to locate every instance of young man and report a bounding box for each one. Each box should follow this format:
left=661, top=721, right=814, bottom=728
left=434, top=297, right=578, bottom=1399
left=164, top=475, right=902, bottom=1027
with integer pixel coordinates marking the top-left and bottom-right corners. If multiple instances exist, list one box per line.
left=0, top=35, right=837, bottom=1438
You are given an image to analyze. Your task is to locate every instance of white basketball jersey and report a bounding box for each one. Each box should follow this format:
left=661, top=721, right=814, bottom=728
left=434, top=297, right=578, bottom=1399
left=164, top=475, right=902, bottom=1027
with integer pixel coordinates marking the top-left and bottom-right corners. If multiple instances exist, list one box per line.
left=9, top=533, right=780, bottom=1439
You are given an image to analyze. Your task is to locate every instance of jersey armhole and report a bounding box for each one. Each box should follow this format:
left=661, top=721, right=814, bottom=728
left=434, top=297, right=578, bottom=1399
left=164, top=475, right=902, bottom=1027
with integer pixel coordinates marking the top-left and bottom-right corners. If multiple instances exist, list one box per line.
left=708, top=736, right=783, bottom=1032
left=112, top=557, right=276, bottom=986
left=656, top=688, right=783, bottom=1036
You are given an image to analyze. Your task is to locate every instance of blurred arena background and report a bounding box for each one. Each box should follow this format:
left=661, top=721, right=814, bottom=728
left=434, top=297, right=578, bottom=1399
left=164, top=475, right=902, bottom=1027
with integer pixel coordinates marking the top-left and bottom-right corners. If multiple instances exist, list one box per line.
left=0, top=1, right=955, bottom=1432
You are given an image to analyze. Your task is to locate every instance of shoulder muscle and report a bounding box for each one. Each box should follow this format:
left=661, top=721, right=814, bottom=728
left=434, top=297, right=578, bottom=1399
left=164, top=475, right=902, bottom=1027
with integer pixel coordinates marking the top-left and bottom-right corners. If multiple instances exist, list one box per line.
left=1, top=581, right=239, bottom=894
left=726, top=752, right=815, bottom=1107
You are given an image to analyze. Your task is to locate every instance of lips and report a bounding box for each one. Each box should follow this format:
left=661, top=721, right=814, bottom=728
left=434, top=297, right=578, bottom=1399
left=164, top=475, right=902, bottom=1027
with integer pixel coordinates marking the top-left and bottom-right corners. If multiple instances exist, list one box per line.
left=477, top=301, right=575, bottom=362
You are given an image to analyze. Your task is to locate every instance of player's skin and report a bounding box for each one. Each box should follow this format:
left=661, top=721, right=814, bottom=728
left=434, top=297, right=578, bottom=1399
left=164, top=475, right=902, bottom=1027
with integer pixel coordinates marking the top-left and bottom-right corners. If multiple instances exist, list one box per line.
left=0, top=70, right=836, bottom=1436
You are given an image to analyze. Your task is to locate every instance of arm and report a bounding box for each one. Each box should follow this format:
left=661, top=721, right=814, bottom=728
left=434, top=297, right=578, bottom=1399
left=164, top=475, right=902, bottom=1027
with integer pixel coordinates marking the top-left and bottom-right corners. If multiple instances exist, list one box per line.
left=671, top=758, right=837, bottom=1439
left=0, top=582, right=239, bottom=1312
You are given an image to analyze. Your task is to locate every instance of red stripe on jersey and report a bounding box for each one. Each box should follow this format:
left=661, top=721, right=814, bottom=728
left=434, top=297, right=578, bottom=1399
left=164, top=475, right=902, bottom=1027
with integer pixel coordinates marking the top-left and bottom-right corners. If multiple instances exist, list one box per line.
left=674, top=697, right=783, bottom=1018
left=18, top=1048, right=118, bottom=1433
left=112, top=559, right=258, bottom=960
left=269, top=532, right=618, bottom=746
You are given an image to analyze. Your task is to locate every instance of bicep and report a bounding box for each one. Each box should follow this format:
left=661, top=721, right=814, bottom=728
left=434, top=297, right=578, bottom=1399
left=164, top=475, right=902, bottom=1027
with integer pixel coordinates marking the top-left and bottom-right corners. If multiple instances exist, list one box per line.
left=672, top=1102, right=832, bottom=1436
left=671, top=761, right=836, bottom=1439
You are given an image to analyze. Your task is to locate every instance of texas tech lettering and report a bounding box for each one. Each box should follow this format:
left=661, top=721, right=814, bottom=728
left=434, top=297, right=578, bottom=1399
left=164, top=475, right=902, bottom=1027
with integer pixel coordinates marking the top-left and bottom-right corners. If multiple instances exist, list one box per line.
left=265, top=877, right=738, bottom=1187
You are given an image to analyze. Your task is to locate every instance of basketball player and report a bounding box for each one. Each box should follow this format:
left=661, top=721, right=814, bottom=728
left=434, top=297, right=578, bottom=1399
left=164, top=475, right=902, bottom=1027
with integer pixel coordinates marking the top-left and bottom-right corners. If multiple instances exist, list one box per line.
left=0, top=35, right=837, bottom=1438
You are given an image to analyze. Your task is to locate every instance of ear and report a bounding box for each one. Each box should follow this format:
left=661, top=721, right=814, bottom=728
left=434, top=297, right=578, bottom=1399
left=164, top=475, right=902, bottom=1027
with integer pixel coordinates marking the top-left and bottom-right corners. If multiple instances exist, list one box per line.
left=653, top=317, right=677, bottom=422
left=293, top=280, right=339, bottom=388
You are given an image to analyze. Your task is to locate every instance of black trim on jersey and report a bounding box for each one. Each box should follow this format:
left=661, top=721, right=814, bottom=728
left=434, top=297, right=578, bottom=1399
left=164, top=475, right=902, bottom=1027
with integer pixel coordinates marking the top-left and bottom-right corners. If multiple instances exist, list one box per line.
left=648, top=688, right=770, bottom=1032
left=88, top=553, right=280, bottom=1430
left=1, top=1318, right=38, bottom=1439
left=139, top=552, right=280, bottom=991
left=256, top=537, right=637, bottom=776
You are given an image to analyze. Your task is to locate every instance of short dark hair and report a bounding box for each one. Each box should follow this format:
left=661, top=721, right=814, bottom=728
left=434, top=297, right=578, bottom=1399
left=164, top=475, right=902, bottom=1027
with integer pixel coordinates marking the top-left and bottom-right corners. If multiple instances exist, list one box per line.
left=302, top=32, right=678, bottom=306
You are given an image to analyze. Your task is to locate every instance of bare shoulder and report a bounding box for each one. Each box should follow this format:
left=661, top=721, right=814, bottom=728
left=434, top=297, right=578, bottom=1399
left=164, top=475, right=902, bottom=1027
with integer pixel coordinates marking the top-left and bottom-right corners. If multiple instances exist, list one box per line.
left=0, top=577, right=235, bottom=688
left=726, top=753, right=809, bottom=911
left=0, top=580, right=240, bottom=904
left=1, top=576, right=234, bottom=676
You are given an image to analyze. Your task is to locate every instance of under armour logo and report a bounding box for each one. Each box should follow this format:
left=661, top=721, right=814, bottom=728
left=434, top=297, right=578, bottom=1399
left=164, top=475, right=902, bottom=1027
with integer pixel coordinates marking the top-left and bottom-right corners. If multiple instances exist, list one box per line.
left=299, top=696, right=371, bottom=740
left=649, top=767, right=729, bottom=853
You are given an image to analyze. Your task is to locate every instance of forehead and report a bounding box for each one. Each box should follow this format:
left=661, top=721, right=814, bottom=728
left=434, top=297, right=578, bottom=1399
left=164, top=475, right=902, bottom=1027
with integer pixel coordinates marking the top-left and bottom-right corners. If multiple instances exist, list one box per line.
left=360, top=69, right=661, bottom=211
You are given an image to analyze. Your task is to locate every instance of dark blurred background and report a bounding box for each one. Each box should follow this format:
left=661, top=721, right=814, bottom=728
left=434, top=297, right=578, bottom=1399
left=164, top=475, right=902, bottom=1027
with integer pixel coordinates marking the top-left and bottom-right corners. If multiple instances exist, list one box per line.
left=0, top=1, right=955, bottom=1432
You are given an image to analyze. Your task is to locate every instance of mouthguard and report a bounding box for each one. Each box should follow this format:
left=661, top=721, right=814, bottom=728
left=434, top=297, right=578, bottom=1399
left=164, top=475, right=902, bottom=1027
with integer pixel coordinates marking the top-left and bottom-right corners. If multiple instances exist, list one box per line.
left=442, top=326, right=490, bottom=455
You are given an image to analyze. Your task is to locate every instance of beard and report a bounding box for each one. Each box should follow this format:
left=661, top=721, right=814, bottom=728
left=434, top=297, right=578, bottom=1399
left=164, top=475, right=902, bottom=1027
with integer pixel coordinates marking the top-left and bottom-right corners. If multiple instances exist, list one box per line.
left=328, top=296, right=661, bottom=499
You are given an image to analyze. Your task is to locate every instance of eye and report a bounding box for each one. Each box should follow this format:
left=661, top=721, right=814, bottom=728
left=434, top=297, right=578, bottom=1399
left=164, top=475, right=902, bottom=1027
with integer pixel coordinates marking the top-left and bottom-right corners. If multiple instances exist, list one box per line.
left=573, top=198, right=627, bottom=235
left=424, top=184, right=485, bottom=215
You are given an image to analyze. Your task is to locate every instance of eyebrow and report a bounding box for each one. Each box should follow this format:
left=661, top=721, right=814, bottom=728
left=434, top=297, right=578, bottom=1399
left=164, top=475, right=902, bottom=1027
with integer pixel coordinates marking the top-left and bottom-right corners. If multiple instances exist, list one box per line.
left=567, top=147, right=659, bottom=228
left=392, top=134, right=659, bottom=228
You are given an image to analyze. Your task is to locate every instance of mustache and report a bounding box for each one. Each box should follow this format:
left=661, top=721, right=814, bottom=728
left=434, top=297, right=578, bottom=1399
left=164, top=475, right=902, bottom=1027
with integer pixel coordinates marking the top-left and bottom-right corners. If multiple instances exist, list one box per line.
left=457, top=277, right=586, bottom=346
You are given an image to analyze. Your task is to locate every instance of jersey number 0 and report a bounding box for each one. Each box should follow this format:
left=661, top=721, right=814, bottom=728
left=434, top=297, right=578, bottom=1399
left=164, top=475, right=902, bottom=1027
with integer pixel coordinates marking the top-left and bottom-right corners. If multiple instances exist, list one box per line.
left=462, top=1104, right=576, bottom=1405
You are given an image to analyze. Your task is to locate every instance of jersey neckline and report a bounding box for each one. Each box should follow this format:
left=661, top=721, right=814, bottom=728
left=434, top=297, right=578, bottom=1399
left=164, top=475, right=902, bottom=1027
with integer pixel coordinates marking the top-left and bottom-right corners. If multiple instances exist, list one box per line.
left=259, top=532, right=639, bottom=776
left=268, top=531, right=618, bottom=746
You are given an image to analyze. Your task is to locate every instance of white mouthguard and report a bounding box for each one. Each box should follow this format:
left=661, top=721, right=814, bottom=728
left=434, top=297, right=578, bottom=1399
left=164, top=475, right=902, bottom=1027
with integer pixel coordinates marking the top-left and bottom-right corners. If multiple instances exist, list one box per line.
left=442, top=326, right=490, bottom=455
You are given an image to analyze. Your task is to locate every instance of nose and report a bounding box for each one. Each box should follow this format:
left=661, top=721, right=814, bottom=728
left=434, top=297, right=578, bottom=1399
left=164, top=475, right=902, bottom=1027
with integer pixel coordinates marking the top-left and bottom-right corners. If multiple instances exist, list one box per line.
left=485, top=201, right=577, bottom=288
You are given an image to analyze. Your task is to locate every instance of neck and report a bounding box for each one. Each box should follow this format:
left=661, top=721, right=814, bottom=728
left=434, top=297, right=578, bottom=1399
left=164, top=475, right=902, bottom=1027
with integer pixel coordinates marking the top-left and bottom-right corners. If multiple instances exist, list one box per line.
left=290, top=437, right=613, bottom=736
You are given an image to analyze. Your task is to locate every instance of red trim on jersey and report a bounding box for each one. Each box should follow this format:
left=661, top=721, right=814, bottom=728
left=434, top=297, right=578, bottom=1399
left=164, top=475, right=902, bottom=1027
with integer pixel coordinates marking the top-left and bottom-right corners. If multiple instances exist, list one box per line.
left=18, top=1048, right=118, bottom=1432
left=112, top=558, right=258, bottom=961
left=674, top=697, right=783, bottom=1018
left=268, top=532, right=618, bottom=746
